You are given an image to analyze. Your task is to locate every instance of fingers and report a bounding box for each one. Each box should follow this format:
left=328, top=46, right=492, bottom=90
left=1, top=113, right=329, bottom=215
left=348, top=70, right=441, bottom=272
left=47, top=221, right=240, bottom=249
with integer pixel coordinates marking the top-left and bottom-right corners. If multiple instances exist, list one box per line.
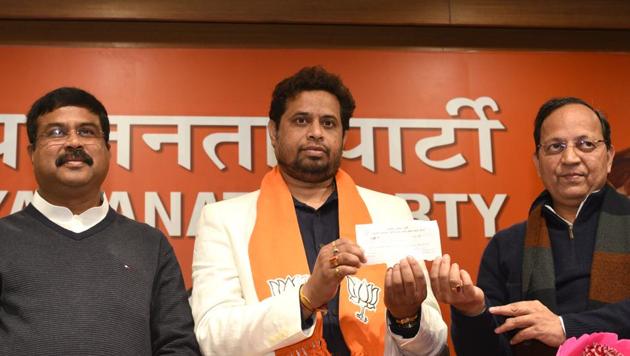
left=510, top=328, right=530, bottom=345
left=489, top=301, right=542, bottom=317
left=306, top=239, right=364, bottom=307
left=318, top=239, right=364, bottom=273
left=491, top=300, right=563, bottom=347
left=385, top=266, right=394, bottom=301
left=391, top=263, right=405, bottom=296
left=332, top=265, right=359, bottom=279
left=499, top=319, right=539, bottom=344
left=429, top=256, right=441, bottom=297
left=494, top=314, right=529, bottom=334
left=316, top=239, right=365, bottom=282
left=384, top=256, right=427, bottom=319
left=449, top=262, right=463, bottom=293
left=429, top=255, right=487, bottom=315
left=494, top=311, right=553, bottom=343
left=334, top=238, right=366, bottom=263
left=390, top=257, right=425, bottom=298
left=459, top=269, right=475, bottom=295
left=437, top=254, right=453, bottom=298
left=330, top=251, right=363, bottom=268
left=408, top=257, right=426, bottom=299
left=431, top=254, right=466, bottom=294
left=400, top=259, right=417, bottom=299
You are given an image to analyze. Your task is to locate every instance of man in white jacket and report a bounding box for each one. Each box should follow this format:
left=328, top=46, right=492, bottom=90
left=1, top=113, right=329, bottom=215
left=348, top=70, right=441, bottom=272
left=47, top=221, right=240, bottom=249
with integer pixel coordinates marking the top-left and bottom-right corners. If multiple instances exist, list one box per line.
left=191, top=66, right=447, bottom=355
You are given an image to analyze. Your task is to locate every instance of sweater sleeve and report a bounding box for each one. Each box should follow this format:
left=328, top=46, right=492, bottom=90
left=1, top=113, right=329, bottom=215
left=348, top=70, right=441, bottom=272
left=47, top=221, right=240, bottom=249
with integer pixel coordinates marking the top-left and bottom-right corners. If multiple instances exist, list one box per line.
left=451, top=227, right=517, bottom=356
left=562, top=299, right=630, bottom=338
left=150, top=234, right=201, bottom=355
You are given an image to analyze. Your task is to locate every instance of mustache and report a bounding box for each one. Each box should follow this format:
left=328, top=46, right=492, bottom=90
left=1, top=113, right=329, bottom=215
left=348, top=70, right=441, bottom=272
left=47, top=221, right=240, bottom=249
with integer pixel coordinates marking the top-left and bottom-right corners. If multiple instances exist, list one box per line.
left=55, top=148, right=94, bottom=167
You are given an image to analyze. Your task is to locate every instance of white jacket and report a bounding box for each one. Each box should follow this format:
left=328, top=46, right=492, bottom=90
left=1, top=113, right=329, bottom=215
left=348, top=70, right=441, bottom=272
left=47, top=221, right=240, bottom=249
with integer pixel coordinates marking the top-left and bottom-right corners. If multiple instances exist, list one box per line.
left=191, top=186, right=447, bottom=355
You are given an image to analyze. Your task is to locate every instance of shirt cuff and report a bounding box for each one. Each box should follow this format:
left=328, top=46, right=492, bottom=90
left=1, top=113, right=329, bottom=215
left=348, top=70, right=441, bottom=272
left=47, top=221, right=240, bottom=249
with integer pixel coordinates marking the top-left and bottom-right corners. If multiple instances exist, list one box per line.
left=299, top=295, right=316, bottom=330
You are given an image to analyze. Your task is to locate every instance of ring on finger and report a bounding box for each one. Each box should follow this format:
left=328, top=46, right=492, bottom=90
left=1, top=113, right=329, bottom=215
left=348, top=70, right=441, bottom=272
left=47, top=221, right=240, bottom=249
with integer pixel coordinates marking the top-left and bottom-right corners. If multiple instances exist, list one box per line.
left=332, top=241, right=339, bottom=255
left=450, top=281, right=463, bottom=292
left=329, top=255, right=340, bottom=268
left=335, top=267, right=341, bottom=278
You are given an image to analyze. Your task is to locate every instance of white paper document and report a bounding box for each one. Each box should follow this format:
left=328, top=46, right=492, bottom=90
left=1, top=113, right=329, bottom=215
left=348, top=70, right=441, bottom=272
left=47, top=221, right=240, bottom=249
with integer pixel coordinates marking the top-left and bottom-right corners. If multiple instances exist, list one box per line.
left=355, top=220, right=442, bottom=267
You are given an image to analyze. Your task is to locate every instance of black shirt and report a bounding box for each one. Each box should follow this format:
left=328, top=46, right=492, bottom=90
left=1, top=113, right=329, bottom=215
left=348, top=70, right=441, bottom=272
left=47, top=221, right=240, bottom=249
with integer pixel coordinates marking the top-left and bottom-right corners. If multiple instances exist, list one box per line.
left=294, top=189, right=419, bottom=355
left=294, top=190, right=351, bottom=356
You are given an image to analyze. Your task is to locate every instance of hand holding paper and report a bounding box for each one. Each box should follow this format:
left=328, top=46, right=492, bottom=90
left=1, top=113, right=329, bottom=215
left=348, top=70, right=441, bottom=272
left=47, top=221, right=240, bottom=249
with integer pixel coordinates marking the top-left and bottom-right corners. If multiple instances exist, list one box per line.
left=356, top=220, right=442, bottom=267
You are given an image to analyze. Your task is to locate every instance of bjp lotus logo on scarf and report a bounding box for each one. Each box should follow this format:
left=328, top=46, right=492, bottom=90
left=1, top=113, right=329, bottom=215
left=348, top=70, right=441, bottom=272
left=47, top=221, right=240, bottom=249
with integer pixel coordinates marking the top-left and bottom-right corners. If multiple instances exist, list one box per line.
left=346, top=276, right=381, bottom=324
left=267, top=274, right=310, bottom=296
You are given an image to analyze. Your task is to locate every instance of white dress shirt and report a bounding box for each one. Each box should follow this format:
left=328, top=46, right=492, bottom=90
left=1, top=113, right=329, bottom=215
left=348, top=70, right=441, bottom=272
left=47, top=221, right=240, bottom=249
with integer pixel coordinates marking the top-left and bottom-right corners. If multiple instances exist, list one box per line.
left=31, top=191, right=109, bottom=233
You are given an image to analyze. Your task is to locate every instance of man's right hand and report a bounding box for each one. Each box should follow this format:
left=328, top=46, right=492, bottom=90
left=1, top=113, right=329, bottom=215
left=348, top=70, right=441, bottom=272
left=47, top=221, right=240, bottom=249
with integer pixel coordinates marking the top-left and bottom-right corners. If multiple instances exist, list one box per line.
left=301, top=238, right=366, bottom=313
left=429, top=254, right=486, bottom=317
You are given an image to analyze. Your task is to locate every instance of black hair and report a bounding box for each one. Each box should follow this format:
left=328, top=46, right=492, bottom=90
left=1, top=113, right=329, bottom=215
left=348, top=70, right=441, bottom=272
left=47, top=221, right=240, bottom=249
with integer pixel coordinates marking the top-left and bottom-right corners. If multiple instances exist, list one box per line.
left=26, top=87, right=109, bottom=144
left=269, top=66, right=355, bottom=132
left=533, top=97, right=611, bottom=152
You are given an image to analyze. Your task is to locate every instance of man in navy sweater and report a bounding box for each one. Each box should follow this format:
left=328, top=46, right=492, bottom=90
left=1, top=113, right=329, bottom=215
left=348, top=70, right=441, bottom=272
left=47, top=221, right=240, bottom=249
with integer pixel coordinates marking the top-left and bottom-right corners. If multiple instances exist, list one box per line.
left=430, top=97, right=629, bottom=355
left=0, top=87, right=200, bottom=355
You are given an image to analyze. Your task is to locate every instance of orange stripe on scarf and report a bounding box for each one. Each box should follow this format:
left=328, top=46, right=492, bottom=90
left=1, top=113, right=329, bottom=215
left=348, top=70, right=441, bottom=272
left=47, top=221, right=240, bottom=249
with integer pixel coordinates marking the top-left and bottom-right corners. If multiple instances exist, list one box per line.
left=249, top=167, right=387, bottom=355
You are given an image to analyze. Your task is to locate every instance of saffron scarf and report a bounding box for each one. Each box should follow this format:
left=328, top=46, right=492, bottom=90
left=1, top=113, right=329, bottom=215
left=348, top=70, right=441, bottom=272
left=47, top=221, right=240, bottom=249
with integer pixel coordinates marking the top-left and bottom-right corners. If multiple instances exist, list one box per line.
left=249, top=167, right=388, bottom=355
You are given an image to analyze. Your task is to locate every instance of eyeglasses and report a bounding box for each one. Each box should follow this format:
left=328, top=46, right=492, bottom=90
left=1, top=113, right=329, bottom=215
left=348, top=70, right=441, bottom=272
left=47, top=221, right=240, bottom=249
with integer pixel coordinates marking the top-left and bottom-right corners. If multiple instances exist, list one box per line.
left=36, top=125, right=104, bottom=146
left=537, top=138, right=606, bottom=156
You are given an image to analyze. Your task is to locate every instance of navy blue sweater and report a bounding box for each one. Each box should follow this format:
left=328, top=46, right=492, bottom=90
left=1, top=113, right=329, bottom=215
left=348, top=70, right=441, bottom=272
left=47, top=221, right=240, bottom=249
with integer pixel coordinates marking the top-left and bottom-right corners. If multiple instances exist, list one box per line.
left=0, top=205, right=200, bottom=355
left=451, top=186, right=630, bottom=356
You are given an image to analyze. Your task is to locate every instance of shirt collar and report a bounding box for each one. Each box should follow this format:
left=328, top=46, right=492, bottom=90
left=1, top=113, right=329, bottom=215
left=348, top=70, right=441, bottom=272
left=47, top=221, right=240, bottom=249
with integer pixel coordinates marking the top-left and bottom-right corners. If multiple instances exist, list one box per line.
left=293, top=185, right=339, bottom=211
left=31, top=191, right=110, bottom=233
left=533, top=186, right=607, bottom=225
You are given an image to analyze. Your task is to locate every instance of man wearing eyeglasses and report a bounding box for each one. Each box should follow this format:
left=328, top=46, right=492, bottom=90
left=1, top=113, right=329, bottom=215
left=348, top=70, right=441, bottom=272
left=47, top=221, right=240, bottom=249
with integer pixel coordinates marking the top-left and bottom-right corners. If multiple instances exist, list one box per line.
left=0, top=87, right=200, bottom=355
left=430, top=97, right=630, bottom=355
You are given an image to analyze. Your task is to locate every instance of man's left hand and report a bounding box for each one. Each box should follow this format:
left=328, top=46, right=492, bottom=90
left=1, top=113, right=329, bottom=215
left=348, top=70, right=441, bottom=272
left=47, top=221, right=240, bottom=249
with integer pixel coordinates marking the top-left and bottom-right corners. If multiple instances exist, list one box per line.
left=490, top=300, right=566, bottom=347
left=384, top=256, right=427, bottom=319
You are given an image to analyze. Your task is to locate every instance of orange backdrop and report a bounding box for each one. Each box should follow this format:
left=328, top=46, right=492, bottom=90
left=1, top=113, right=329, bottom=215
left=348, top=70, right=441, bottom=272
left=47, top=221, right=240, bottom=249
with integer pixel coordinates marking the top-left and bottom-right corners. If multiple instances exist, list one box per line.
left=1, top=47, right=629, bottom=350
